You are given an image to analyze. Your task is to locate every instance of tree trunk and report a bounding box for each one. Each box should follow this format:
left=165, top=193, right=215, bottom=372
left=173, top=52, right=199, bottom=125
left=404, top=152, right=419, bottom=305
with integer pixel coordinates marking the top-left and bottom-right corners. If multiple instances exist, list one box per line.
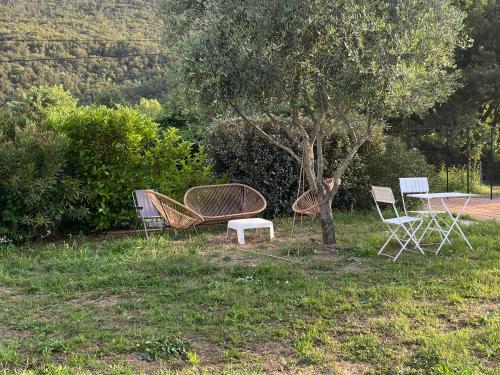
left=318, top=195, right=336, bottom=248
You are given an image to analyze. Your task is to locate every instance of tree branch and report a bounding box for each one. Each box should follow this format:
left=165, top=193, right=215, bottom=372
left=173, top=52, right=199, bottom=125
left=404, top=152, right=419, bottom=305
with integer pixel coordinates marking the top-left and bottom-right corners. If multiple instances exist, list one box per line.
left=330, top=113, right=374, bottom=187
left=316, top=134, right=324, bottom=186
left=480, top=101, right=496, bottom=123
left=290, top=106, right=309, bottom=140
left=302, top=140, right=318, bottom=195
left=230, top=102, right=301, bottom=163
left=265, top=111, right=301, bottom=145
left=333, top=104, right=357, bottom=145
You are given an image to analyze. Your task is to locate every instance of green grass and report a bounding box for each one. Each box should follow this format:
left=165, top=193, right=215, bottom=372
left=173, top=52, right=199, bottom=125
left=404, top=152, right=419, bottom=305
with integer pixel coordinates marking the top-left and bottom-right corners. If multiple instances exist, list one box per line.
left=0, top=212, right=498, bottom=374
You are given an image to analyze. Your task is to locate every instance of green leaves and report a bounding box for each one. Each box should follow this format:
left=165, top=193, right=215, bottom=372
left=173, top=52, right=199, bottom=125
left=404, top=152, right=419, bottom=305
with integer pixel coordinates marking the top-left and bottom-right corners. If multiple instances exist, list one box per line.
left=162, top=0, right=466, bottom=120
left=137, top=336, right=191, bottom=362
left=0, top=96, right=89, bottom=242
left=62, top=105, right=213, bottom=230
left=0, top=87, right=214, bottom=239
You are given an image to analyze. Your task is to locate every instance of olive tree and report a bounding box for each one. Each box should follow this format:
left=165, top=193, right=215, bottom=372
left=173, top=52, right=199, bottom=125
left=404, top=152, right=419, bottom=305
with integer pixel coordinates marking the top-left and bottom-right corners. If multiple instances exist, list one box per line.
left=160, top=0, right=467, bottom=247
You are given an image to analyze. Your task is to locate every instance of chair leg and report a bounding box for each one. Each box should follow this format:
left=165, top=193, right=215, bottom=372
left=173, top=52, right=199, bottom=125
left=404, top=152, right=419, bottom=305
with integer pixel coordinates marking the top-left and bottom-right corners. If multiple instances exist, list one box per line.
left=291, top=213, right=297, bottom=236
left=402, top=221, right=425, bottom=254
left=379, top=225, right=402, bottom=255
left=392, top=233, right=412, bottom=261
left=379, top=229, right=396, bottom=255
left=417, top=216, right=434, bottom=244
left=193, top=226, right=205, bottom=248
left=142, top=217, right=149, bottom=238
left=379, top=221, right=424, bottom=261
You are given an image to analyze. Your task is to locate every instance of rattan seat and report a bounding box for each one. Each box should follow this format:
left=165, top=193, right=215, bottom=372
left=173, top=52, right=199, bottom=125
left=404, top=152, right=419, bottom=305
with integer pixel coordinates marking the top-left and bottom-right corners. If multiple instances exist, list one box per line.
left=146, top=190, right=204, bottom=230
left=292, top=178, right=333, bottom=217
left=184, top=183, right=267, bottom=223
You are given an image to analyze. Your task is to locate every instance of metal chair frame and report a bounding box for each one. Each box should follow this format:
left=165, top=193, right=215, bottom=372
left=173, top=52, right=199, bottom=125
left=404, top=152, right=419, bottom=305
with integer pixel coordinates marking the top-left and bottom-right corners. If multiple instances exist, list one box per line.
left=399, top=177, right=449, bottom=245
left=371, top=186, right=425, bottom=262
left=132, top=189, right=166, bottom=238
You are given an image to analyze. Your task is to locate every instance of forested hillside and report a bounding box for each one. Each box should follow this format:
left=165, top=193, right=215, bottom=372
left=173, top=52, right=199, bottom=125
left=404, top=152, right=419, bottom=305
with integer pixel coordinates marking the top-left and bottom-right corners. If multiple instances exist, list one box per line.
left=0, top=0, right=168, bottom=104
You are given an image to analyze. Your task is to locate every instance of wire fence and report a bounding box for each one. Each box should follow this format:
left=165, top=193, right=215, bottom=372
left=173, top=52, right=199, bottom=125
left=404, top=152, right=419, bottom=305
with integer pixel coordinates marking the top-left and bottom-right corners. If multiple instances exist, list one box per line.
left=397, top=124, right=499, bottom=199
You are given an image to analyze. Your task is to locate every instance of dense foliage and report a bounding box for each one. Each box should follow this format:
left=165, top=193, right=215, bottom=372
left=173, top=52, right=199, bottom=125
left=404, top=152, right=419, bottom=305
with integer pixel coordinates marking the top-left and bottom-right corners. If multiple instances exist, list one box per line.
left=0, top=88, right=88, bottom=242
left=390, top=0, right=499, bottom=171
left=207, top=118, right=435, bottom=216
left=0, top=87, right=213, bottom=240
left=206, top=118, right=299, bottom=217
left=327, top=130, right=437, bottom=210
left=0, top=1, right=167, bottom=105
left=61, top=105, right=212, bottom=230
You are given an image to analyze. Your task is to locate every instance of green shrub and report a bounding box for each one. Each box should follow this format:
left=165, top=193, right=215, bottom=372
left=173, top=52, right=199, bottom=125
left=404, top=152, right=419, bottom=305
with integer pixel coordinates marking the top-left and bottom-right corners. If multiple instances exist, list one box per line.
left=62, top=105, right=212, bottom=229
left=206, top=118, right=436, bottom=216
left=5, top=85, right=77, bottom=128
left=436, top=165, right=485, bottom=194
left=0, top=116, right=89, bottom=243
left=206, top=118, right=298, bottom=217
left=330, top=131, right=437, bottom=209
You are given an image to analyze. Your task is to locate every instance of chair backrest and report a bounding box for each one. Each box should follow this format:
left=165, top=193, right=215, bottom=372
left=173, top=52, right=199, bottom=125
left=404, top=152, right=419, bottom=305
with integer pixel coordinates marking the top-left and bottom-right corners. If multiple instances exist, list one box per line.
left=133, top=189, right=160, bottom=219
left=399, top=177, right=429, bottom=214
left=371, top=186, right=396, bottom=204
left=371, top=186, right=398, bottom=220
left=146, top=190, right=203, bottom=230
left=184, top=183, right=266, bottom=222
left=292, top=178, right=333, bottom=216
left=399, top=177, right=429, bottom=194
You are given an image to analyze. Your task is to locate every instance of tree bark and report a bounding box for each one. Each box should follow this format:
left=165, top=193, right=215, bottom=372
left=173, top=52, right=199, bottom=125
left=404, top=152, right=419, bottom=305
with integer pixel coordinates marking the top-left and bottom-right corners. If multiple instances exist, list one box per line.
left=318, top=194, right=336, bottom=248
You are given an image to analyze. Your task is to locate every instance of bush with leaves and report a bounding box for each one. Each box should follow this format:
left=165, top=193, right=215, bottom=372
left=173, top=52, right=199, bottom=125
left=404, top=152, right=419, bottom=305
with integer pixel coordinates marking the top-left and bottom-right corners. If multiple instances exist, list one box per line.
left=0, top=115, right=89, bottom=243
left=206, top=118, right=299, bottom=217
left=61, top=105, right=213, bottom=229
left=327, top=129, right=437, bottom=210
left=206, top=118, right=436, bottom=216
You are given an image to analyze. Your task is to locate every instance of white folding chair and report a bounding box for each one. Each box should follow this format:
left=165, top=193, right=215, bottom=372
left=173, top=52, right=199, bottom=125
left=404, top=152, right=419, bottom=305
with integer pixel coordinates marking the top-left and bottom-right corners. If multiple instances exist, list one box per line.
left=399, top=177, right=448, bottom=244
left=132, top=189, right=166, bottom=237
left=371, top=186, right=424, bottom=261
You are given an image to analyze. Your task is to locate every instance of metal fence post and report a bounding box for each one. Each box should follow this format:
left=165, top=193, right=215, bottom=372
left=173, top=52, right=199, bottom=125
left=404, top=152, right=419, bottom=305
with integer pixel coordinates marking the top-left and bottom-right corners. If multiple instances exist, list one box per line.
left=446, top=126, right=449, bottom=192
left=466, top=126, right=470, bottom=194
left=491, top=125, right=494, bottom=200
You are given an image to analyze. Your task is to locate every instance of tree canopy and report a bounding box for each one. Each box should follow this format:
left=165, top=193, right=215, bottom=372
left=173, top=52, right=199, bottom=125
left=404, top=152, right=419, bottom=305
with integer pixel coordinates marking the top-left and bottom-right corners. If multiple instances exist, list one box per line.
left=161, top=0, right=467, bottom=245
left=163, top=0, right=465, bottom=119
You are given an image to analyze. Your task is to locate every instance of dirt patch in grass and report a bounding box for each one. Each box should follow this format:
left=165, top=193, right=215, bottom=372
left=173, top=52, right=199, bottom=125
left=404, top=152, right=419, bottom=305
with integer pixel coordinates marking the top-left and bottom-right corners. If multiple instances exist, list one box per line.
left=0, top=323, right=30, bottom=340
left=0, top=285, right=24, bottom=302
left=336, top=361, right=370, bottom=375
left=67, top=291, right=143, bottom=309
left=91, top=295, right=121, bottom=308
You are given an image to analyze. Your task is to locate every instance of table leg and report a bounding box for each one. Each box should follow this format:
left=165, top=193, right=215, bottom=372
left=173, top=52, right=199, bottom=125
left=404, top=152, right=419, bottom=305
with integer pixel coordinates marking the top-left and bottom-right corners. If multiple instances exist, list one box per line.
left=269, top=224, right=274, bottom=241
left=435, top=197, right=472, bottom=254
left=237, top=228, right=245, bottom=245
left=416, top=198, right=449, bottom=246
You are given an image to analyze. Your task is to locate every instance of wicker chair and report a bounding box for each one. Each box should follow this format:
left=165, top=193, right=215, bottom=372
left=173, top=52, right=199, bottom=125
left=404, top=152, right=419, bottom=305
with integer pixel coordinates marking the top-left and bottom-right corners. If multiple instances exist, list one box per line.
left=292, top=178, right=333, bottom=218
left=145, top=190, right=204, bottom=231
left=183, top=183, right=267, bottom=223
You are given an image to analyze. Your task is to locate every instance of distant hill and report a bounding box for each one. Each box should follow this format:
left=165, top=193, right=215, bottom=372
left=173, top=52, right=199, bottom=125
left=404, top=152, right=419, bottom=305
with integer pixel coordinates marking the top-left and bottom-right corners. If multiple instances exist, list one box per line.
left=0, top=0, right=168, bottom=105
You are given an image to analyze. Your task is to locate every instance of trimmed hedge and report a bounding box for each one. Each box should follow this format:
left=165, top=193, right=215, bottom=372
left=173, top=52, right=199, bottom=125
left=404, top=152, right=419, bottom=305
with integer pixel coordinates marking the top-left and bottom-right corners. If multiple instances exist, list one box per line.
left=206, top=118, right=298, bottom=217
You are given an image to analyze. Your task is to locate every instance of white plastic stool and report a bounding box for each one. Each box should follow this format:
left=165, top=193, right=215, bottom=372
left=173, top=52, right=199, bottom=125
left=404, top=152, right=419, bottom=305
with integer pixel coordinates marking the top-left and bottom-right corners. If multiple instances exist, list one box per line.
left=227, top=218, right=274, bottom=245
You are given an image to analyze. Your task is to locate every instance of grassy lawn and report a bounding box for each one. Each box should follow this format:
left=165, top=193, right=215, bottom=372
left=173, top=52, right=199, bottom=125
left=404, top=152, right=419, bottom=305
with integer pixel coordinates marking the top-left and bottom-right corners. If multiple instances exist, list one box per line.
left=0, top=212, right=498, bottom=374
